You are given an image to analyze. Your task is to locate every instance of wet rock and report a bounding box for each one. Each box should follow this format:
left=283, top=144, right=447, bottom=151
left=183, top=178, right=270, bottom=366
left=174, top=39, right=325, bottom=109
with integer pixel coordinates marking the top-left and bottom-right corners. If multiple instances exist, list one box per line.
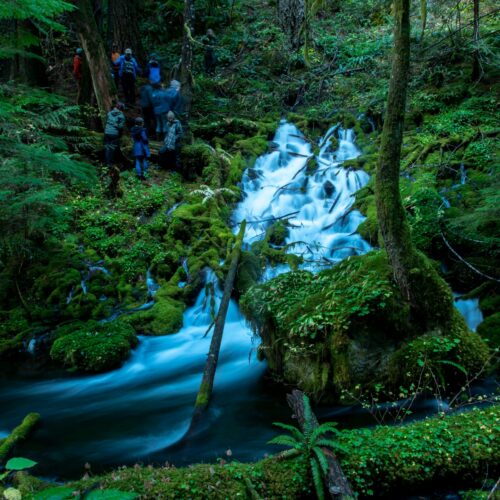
left=323, top=180, right=335, bottom=198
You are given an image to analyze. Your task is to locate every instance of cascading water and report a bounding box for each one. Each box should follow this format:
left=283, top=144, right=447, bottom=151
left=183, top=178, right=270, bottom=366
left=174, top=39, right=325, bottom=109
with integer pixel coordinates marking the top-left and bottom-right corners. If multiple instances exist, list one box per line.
left=233, top=121, right=371, bottom=270
left=0, top=121, right=482, bottom=478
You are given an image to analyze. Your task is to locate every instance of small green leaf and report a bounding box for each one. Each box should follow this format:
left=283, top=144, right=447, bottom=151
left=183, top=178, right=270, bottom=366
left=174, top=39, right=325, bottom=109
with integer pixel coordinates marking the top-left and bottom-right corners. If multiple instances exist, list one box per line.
left=33, top=487, right=77, bottom=500
left=86, top=490, right=138, bottom=500
left=5, top=457, right=38, bottom=471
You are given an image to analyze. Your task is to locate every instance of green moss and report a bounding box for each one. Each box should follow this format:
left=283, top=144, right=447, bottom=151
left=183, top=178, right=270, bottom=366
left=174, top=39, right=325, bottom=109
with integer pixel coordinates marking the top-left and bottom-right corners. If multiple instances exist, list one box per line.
left=44, top=406, right=499, bottom=499
left=477, top=313, right=500, bottom=348
left=234, top=135, right=268, bottom=157
left=0, top=413, right=40, bottom=462
left=50, top=320, right=137, bottom=372
left=124, top=289, right=185, bottom=336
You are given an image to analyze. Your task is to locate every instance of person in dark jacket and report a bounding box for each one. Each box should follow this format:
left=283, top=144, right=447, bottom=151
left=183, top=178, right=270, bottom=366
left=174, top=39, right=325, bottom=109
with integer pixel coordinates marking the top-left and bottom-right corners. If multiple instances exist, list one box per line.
left=131, top=117, right=151, bottom=180
left=119, top=48, right=141, bottom=104
left=203, top=29, right=217, bottom=75
left=151, top=84, right=168, bottom=140
left=139, top=82, right=155, bottom=135
left=111, top=44, right=121, bottom=85
left=159, top=111, right=183, bottom=170
left=104, top=101, right=125, bottom=165
left=104, top=102, right=126, bottom=196
left=144, top=53, right=161, bottom=85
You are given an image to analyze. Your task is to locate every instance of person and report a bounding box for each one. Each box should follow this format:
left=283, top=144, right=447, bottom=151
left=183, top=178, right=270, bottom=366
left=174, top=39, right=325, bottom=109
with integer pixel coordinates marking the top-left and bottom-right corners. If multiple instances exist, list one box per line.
left=151, top=83, right=169, bottom=140
left=104, top=101, right=126, bottom=195
left=164, top=79, right=181, bottom=114
left=131, top=117, right=150, bottom=181
left=119, top=48, right=141, bottom=105
left=159, top=111, right=183, bottom=170
left=111, top=45, right=121, bottom=85
left=203, top=29, right=217, bottom=75
left=73, top=48, right=83, bottom=102
left=144, top=53, right=161, bottom=85
left=139, top=81, right=155, bottom=135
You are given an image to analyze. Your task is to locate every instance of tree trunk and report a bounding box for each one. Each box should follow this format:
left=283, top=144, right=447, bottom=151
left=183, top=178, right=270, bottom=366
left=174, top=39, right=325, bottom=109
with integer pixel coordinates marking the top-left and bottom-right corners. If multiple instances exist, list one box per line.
left=286, top=390, right=354, bottom=499
left=107, top=0, right=145, bottom=62
left=9, top=20, right=48, bottom=87
left=471, top=0, right=480, bottom=80
left=191, top=221, right=246, bottom=426
left=374, top=0, right=453, bottom=329
left=72, top=0, right=115, bottom=121
left=277, top=0, right=305, bottom=50
left=0, top=413, right=40, bottom=464
left=179, top=0, right=195, bottom=119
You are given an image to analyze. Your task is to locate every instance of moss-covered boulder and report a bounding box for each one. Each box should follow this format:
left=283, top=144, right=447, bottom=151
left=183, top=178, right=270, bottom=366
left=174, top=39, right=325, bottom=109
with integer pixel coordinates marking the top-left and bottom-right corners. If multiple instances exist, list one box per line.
left=477, top=312, right=500, bottom=349
left=50, top=320, right=138, bottom=372
left=124, top=287, right=185, bottom=335
left=241, top=251, right=490, bottom=400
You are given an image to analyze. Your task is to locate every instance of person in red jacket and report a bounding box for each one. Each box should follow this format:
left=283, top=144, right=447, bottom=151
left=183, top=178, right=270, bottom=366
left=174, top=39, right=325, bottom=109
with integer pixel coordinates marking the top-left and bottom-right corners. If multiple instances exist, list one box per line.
left=73, top=48, right=83, bottom=102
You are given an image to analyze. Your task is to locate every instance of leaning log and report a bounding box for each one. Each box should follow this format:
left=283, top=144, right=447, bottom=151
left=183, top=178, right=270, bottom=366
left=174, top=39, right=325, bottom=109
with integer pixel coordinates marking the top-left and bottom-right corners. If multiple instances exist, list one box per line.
left=0, top=413, right=40, bottom=464
left=286, top=390, right=354, bottom=499
left=191, top=221, right=246, bottom=426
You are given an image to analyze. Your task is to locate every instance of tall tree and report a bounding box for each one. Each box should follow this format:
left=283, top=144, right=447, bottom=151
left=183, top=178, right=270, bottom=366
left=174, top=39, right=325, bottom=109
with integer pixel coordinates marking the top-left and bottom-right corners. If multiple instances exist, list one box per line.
left=277, top=0, right=305, bottom=50
left=471, top=0, right=480, bottom=80
left=72, top=0, right=115, bottom=120
left=179, top=0, right=194, bottom=119
left=107, top=0, right=145, bottom=62
left=374, top=0, right=453, bottom=329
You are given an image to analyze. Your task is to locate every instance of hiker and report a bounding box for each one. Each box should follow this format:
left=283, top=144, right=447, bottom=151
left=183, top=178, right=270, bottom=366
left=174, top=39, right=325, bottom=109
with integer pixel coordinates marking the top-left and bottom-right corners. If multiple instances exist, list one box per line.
left=104, top=101, right=125, bottom=165
left=144, top=53, right=161, bottom=85
left=151, top=83, right=170, bottom=140
left=139, top=81, right=155, bottom=135
left=203, top=29, right=217, bottom=75
left=73, top=48, right=83, bottom=101
left=165, top=79, right=181, bottom=114
left=119, top=48, right=141, bottom=104
left=159, top=111, right=183, bottom=170
left=131, top=117, right=150, bottom=181
left=111, top=45, right=121, bottom=84
left=104, top=101, right=126, bottom=195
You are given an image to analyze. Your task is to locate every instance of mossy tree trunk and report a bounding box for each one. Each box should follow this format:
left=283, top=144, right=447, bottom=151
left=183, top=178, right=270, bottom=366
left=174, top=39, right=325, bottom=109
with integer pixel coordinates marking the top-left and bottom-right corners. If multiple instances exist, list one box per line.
left=191, top=221, right=246, bottom=427
left=277, top=0, right=305, bottom=50
left=374, top=0, right=453, bottom=329
left=179, top=0, right=194, bottom=119
left=0, top=413, right=40, bottom=464
left=72, top=0, right=115, bottom=121
left=107, top=0, right=145, bottom=62
left=471, top=0, right=481, bottom=80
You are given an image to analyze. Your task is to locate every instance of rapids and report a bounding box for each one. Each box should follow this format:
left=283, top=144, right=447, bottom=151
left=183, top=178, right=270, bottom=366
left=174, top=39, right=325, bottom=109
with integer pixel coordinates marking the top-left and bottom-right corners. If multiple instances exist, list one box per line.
left=0, top=121, right=482, bottom=478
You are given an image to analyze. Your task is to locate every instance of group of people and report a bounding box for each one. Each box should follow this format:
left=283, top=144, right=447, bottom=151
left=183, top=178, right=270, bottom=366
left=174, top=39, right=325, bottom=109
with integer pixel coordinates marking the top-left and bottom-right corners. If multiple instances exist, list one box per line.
left=72, top=31, right=218, bottom=190
left=103, top=99, right=183, bottom=185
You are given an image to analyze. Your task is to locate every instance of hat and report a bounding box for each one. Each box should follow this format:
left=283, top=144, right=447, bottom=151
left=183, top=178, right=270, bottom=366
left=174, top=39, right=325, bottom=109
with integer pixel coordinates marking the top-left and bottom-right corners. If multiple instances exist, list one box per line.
left=76, top=48, right=83, bottom=55
left=135, top=117, right=144, bottom=125
left=115, top=101, right=125, bottom=110
left=125, top=48, right=132, bottom=55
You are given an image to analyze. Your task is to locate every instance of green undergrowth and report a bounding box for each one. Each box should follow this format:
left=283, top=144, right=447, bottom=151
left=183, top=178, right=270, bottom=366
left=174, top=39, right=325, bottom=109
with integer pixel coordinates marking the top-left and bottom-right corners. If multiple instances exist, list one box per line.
left=50, top=320, right=138, bottom=372
left=241, top=250, right=490, bottom=399
left=20, top=405, right=499, bottom=499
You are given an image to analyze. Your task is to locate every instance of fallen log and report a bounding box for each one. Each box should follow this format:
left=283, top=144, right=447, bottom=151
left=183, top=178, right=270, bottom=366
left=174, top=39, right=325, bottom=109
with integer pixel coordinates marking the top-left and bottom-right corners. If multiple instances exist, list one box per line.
left=191, top=221, right=247, bottom=427
left=286, top=390, right=354, bottom=499
left=0, top=413, right=40, bottom=465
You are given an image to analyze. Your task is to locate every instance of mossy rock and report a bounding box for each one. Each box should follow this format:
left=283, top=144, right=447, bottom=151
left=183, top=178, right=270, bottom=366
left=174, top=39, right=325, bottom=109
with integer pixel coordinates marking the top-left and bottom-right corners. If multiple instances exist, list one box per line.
left=124, top=289, right=185, bottom=336
left=50, top=320, right=137, bottom=372
left=477, top=312, right=500, bottom=348
left=234, top=135, right=268, bottom=157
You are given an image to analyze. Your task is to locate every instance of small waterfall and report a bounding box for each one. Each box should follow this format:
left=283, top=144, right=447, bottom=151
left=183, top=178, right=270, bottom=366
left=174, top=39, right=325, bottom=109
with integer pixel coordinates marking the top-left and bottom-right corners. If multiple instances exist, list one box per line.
left=454, top=294, right=483, bottom=332
left=233, top=121, right=371, bottom=270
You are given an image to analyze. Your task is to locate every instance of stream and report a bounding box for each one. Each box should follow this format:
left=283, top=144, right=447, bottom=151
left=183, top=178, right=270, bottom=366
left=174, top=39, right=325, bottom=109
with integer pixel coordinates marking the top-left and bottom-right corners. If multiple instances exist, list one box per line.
left=0, top=121, right=483, bottom=479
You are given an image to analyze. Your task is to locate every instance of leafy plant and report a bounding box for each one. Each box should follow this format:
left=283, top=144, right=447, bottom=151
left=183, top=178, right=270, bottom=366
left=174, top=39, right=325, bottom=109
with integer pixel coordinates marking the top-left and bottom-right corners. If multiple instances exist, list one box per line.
left=268, top=394, right=344, bottom=499
left=0, top=457, right=37, bottom=481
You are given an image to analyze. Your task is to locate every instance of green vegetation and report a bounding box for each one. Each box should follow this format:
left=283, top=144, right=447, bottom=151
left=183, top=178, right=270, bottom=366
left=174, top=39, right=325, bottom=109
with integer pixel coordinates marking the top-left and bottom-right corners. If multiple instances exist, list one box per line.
left=16, top=406, right=498, bottom=499
left=50, top=321, right=138, bottom=372
left=0, top=414, right=40, bottom=463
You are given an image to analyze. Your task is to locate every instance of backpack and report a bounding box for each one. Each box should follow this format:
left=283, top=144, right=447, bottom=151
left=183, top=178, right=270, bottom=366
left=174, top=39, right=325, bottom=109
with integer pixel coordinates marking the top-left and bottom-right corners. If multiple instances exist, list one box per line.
left=123, top=59, right=135, bottom=75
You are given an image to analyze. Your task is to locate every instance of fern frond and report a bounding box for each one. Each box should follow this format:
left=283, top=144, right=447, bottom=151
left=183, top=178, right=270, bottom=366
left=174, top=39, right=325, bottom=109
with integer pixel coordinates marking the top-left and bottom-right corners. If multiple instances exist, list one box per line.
left=272, top=422, right=304, bottom=441
left=313, top=446, right=329, bottom=475
left=267, top=435, right=301, bottom=449
left=310, top=422, right=339, bottom=443
left=310, top=458, right=325, bottom=500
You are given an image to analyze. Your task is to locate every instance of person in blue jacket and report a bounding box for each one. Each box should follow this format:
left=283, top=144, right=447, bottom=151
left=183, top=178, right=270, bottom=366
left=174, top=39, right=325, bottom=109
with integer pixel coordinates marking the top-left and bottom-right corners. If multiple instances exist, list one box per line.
left=119, top=48, right=141, bottom=104
left=131, top=117, right=150, bottom=180
left=145, top=53, right=161, bottom=85
left=151, top=83, right=169, bottom=140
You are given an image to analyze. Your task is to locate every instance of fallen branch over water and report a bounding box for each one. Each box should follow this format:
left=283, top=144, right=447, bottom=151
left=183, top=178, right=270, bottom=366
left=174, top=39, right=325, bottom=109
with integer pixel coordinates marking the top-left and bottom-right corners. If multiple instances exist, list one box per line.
left=0, top=413, right=40, bottom=464
left=190, top=221, right=246, bottom=429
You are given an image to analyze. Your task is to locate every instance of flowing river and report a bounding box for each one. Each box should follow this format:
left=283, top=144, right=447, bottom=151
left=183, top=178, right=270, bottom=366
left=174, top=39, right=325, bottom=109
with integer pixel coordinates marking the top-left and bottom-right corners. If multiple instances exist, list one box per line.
left=0, top=121, right=482, bottom=478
